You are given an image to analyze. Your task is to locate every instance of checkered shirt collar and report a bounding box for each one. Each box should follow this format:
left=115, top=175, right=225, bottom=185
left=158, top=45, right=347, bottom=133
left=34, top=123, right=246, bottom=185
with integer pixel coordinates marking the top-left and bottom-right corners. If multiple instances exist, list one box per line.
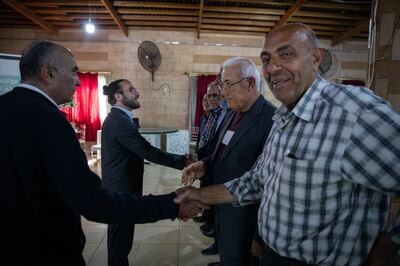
left=273, top=75, right=327, bottom=123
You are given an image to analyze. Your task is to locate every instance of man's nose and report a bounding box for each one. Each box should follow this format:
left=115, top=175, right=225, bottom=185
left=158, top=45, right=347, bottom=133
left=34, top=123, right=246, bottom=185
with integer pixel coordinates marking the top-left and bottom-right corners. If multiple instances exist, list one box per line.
left=267, top=58, right=282, bottom=73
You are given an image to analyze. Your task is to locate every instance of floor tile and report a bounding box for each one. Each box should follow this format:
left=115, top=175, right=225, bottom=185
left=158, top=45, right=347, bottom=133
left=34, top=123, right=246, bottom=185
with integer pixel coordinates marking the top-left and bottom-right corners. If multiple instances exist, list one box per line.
left=133, top=244, right=178, bottom=266
left=83, top=224, right=107, bottom=244
left=178, top=244, right=219, bottom=266
left=141, top=226, right=179, bottom=245
left=179, top=227, right=214, bottom=245
left=83, top=243, right=99, bottom=264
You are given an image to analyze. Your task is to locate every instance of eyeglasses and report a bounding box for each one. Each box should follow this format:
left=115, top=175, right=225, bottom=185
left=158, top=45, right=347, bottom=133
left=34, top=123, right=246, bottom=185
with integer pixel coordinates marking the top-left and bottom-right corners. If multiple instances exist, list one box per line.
left=206, top=93, right=219, bottom=99
left=219, top=77, right=249, bottom=90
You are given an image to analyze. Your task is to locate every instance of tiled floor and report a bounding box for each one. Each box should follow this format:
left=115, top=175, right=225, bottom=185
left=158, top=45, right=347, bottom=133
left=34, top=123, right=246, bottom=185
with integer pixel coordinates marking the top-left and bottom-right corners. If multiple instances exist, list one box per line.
left=83, top=161, right=218, bottom=266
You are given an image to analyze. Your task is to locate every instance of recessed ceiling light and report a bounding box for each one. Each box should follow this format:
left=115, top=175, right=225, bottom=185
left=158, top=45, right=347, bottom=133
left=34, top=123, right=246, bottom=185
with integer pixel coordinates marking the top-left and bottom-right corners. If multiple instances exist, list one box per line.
left=85, top=21, right=95, bottom=34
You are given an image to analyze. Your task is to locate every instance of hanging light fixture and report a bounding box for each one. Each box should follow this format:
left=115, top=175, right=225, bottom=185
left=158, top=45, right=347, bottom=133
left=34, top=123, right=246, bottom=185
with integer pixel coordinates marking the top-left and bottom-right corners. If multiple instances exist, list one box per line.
left=85, top=0, right=95, bottom=34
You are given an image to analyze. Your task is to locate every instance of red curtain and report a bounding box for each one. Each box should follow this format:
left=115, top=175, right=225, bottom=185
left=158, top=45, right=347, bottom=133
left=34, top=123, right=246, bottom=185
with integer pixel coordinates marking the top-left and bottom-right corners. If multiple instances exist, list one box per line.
left=194, top=75, right=216, bottom=126
left=61, top=72, right=101, bottom=141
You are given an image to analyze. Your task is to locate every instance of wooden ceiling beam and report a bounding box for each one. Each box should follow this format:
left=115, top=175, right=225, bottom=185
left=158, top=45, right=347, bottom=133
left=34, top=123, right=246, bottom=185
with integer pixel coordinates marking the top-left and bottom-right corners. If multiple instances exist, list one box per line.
left=100, top=0, right=128, bottom=37
left=209, top=0, right=369, bottom=11
left=118, top=9, right=197, bottom=16
left=289, top=17, right=356, bottom=26
left=203, top=18, right=275, bottom=27
left=121, top=15, right=197, bottom=22
left=205, top=6, right=365, bottom=20
left=303, top=2, right=370, bottom=11
left=113, top=1, right=198, bottom=9
left=0, top=13, right=26, bottom=18
left=203, top=12, right=280, bottom=21
left=209, top=0, right=291, bottom=7
left=128, top=26, right=196, bottom=32
left=0, top=18, right=36, bottom=25
left=33, top=8, right=108, bottom=14
left=52, top=21, right=113, bottom=26
left=43, top=14, right=113, bottom=20
left=296, top=11, right=366, bottom=20
left=201, top=29, right=264, bottom=36
left=205, top=6, right=285, bottom=15
left=308, top=24, right=347, bottom=32
left=202, top=24, right=271, bottom=33
left=71, top=20, right=116, bottom=25
left=332, top=19, right=369, bottom=46
left=22, top=1, right=103, bottom=7
left=197, top=0, right=204, bottom=39
left=125, top=21, right=197, bottom=27
left=274, top=0, right=306, bottom=28
left=3, top=0, right=57, bottom=33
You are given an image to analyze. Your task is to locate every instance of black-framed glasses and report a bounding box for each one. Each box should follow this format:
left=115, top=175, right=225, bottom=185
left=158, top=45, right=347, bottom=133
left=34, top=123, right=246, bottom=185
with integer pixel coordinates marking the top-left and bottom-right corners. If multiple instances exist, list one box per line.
left=219, top=77, right=249, bottom=90
left=206, top=93, right=219, bottom=98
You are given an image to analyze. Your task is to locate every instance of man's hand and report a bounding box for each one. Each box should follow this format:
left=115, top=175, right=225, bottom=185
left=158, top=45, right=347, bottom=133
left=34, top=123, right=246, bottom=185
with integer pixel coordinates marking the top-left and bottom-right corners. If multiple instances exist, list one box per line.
left=184, top=153, right=196, bottom=167
left=364, top=233, right=400, bottom=266
left=182, top=160, right=206, bottom=185
left=251, top=239, right=264, bottom=257
left=178, top=199, right=209, bottom=221
left=174, top=186, right=201, bottom=204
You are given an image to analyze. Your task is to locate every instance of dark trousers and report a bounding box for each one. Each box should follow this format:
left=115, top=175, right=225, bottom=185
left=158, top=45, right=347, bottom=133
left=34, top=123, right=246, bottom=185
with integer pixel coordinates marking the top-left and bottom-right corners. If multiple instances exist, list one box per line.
left=107, top=223, right=135, bottom=266
left=260, top=246, right=312, bottom=266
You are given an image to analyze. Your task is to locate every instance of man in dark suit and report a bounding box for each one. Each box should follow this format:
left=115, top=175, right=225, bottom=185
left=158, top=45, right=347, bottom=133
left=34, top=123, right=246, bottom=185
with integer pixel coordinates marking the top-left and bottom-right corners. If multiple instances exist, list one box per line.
left=101, top=78, right=193, bottom=266
left=183, top=57, right=276, bottom=266
left=196, top=82, right=229, bottom=256
left=0, top=40, right=205, bottom=266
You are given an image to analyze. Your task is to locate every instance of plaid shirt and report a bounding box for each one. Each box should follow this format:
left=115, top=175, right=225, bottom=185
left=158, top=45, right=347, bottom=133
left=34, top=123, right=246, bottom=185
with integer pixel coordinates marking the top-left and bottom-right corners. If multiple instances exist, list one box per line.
left=225, top=76, right=400, bottom=266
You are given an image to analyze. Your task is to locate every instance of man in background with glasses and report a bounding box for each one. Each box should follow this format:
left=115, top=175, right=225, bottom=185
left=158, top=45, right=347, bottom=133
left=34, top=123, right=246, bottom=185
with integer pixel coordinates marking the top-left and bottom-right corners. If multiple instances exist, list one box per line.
left=184, top=57, right=276, bottom=266
left=196, top=81, right=229, bottom=256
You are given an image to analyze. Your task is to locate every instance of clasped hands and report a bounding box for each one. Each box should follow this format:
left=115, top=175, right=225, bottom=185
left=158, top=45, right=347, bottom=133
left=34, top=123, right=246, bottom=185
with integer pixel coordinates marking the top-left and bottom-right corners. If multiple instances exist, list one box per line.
left=176, top=160, right=207, bottom=221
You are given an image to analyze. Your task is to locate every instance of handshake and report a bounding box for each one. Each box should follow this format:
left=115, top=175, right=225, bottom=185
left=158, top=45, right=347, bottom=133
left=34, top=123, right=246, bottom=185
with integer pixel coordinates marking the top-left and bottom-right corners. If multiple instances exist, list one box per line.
left=175, top=159, right=207, bottom=221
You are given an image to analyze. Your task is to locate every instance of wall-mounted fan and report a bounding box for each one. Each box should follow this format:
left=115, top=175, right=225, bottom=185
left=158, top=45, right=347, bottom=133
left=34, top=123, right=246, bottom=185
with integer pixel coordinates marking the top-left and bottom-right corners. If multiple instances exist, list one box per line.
left=137, top=41, right=161, bottom=81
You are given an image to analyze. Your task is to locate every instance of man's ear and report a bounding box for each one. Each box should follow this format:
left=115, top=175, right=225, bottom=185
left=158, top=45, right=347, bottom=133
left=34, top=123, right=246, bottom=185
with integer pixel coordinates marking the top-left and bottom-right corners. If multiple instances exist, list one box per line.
left=247, top=76, right=256, bottom=90
left=41, top=65, right=54, bottom=81
left=114, top=92, right=122, bottom=102
left=312, top=47, right=324, bottom=72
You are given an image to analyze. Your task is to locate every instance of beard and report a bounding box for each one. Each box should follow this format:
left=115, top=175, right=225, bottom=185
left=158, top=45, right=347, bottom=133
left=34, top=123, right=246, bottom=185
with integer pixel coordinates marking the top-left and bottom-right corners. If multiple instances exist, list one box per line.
left=121, top=95, right=140, bottom=110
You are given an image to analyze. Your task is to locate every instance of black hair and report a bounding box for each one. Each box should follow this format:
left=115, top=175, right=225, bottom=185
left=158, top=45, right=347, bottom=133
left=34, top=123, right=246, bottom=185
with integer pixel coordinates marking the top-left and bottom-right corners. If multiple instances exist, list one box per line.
left=103, top=79, right=128, bottom=105
left=19, top=40, right=61, bottom=81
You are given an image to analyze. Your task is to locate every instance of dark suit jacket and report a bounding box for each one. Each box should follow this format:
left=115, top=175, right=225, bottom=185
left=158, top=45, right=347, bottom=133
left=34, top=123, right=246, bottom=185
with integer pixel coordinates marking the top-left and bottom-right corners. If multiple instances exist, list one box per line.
left=0, top=87, right=179, bottom=266
left=205, top=95, right=276, bottom=265
left=101, top=108, right=185, bottom=194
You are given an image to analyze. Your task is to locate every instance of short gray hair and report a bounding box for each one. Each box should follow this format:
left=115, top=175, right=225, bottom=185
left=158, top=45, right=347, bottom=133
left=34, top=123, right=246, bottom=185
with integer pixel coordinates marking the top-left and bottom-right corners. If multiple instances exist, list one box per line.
left=221, top=57, right=261, bottom=91
left=20, top=40, right=62, bottom=81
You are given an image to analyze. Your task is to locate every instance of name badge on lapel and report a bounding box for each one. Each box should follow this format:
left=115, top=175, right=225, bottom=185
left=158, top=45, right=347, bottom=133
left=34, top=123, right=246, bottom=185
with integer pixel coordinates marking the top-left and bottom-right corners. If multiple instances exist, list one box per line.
left=222, top=130, right=234, bottom=145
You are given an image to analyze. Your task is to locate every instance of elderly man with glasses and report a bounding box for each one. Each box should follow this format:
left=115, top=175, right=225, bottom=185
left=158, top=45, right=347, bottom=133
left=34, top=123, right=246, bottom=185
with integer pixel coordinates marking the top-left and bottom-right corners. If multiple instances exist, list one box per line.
left=196, top=81, right=228, bottom=256
left=184, top=57, right=276, bottom=266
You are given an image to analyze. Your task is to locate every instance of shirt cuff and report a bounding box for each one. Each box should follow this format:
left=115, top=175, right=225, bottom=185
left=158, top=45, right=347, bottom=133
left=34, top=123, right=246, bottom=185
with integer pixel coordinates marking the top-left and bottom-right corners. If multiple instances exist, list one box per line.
left=224, top=180, right=239, bottom=206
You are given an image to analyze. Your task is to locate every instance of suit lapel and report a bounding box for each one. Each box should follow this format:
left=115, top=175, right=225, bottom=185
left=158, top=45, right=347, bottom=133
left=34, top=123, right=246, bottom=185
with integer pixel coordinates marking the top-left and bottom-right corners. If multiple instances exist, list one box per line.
left=218, top=96, right=264, bottom=161
left=212, top=110, right=235, bottom=159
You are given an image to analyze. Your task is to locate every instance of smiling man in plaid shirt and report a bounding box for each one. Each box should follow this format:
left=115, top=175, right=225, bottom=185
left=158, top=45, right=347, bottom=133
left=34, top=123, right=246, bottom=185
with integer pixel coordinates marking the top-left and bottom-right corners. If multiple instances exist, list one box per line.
left=176, top=23, right=400, bottom=266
